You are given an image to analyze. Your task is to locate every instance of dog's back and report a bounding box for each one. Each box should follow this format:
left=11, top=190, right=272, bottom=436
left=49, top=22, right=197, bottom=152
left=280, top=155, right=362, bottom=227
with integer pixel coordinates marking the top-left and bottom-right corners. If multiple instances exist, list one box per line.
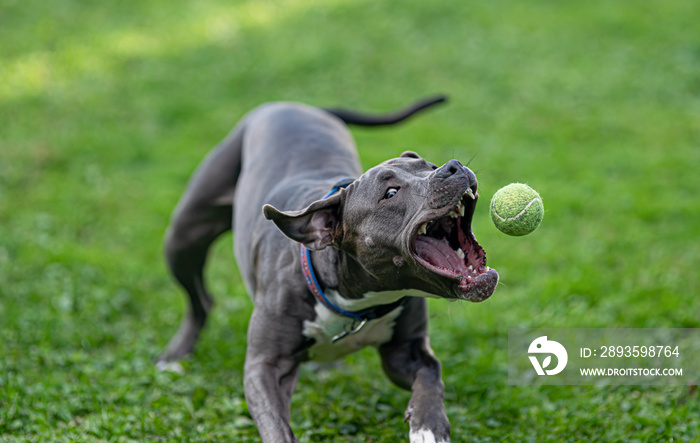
left=233, top=103, right=363, bottom=293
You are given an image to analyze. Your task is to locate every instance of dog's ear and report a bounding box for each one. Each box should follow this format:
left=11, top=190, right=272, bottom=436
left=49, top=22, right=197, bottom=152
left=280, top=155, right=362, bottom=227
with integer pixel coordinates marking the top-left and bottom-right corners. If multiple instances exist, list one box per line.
left=400, top=151, right=422, bottom=159
left=263, top=194, right=341, bottom=251
left=401, top=151, right=437, bottom=169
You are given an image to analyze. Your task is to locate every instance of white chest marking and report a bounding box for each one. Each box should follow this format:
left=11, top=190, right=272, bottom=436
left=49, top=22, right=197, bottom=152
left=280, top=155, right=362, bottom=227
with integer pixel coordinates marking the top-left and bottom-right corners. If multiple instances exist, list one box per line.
left=301, top=289, right=439, bottom=362
left=326, top=288, right=440, bottom=311
left=302, top=302, right=403, bottom=362
left=409, top=428, right=449, bottom=443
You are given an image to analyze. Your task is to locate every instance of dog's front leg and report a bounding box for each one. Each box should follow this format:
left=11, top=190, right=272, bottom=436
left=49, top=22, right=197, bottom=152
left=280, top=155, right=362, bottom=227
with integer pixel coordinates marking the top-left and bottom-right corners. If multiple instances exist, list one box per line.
left=380, top=338, right=450, bottom=443
left=244, top=308, right=301, bottom=443
left=379, top=300, right=450, bottom=443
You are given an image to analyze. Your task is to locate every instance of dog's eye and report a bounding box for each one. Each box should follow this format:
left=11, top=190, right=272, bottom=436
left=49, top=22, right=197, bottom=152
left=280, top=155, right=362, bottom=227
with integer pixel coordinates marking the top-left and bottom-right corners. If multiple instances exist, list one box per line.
left=383, top=187, right=399, bottom=200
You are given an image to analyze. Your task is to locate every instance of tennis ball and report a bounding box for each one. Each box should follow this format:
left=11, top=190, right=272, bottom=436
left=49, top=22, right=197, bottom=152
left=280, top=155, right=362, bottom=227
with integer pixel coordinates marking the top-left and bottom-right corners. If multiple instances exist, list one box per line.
left=489, top=183, right=544, bottom=236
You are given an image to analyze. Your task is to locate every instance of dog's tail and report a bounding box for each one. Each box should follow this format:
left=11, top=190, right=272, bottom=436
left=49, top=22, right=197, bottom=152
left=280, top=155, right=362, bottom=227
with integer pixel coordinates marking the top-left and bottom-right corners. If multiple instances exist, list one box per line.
left=324, top=95, right=447, bottom=127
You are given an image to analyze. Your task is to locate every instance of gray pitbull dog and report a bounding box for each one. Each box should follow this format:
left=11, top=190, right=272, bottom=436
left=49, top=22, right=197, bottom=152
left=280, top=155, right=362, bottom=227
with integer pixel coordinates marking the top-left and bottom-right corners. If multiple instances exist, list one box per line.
left=158, top=96, right=499, bottom=442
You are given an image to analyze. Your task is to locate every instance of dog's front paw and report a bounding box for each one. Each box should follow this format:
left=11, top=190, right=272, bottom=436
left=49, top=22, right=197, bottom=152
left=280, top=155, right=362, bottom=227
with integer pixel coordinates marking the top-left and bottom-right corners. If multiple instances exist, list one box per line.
left=405, top=404, right=450, bottom=443
left=156, top=360, right=185, bottom=374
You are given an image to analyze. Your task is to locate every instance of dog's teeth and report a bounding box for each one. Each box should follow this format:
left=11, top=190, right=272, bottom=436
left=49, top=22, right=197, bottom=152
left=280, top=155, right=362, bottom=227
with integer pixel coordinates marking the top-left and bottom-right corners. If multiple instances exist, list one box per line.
left=418, top=223, right=427, bottom=235
left=456, top=248, right=465, bottom=259
left=468, top=264, right=473, bottom=272
left=449, top=201, right=464, bottom=219
left=465, top=188, right=475, bottom=200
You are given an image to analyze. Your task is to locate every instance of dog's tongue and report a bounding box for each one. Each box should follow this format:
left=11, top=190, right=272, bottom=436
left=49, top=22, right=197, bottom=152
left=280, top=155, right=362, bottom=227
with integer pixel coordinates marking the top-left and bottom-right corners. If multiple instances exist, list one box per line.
left=415, top=236, right=465, bottom=271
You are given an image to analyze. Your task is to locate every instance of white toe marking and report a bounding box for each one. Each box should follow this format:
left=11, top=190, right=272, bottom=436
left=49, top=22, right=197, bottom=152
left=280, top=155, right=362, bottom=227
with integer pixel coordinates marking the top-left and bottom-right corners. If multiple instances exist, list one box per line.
left=156, top=360, right=185, bottom=374
left=409, top=428, right=449, bottom=443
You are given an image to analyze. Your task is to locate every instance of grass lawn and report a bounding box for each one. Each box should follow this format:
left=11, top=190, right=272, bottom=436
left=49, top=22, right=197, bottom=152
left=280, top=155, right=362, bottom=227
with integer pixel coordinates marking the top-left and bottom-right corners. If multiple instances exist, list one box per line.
left=2, top=0, right=699, bottom=441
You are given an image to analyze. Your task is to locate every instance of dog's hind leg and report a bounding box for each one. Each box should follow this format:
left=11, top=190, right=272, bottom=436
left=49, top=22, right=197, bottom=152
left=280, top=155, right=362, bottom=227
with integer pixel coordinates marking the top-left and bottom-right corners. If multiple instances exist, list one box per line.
left=157, top=125, right=245, bottom=365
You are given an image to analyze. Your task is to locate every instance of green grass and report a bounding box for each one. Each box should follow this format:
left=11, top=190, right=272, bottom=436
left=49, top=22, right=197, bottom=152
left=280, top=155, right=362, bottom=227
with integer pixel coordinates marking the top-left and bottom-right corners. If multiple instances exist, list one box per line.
left=2, top=0, right=700, bottom=440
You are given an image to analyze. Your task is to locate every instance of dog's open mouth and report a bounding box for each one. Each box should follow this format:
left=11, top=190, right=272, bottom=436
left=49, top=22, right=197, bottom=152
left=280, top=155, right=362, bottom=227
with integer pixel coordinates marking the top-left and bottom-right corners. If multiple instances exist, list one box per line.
left=412, top=188, right=498, bottom=301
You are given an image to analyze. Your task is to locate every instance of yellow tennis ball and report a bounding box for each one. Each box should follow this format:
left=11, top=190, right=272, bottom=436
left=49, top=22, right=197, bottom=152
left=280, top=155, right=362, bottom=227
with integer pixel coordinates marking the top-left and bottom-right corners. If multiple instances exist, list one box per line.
left=490, top=183, right=544, bottom=236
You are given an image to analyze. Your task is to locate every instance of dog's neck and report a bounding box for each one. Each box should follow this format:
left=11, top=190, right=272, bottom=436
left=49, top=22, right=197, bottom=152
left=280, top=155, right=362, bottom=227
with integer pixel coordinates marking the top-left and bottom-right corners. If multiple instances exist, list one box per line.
left=309, top=247, right=389, bottom=300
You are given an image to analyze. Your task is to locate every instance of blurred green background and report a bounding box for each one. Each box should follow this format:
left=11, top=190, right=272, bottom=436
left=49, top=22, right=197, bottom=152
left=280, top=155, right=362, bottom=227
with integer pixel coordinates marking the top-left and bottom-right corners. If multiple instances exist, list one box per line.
left=1, top=0, right=699, bottom=440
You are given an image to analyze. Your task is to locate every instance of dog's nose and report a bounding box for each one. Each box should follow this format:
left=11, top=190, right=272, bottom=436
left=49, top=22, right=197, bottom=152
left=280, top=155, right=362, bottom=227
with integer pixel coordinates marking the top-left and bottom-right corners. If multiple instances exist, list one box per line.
left=435, top=159, right=478, bottom=193
left=435, top=159, right=463, bottom=180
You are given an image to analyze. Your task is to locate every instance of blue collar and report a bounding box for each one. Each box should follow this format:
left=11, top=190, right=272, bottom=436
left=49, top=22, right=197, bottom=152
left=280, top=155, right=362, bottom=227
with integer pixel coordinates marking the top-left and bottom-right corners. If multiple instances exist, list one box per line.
left=299, top=178, right=407, bottom=342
